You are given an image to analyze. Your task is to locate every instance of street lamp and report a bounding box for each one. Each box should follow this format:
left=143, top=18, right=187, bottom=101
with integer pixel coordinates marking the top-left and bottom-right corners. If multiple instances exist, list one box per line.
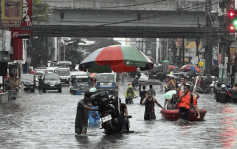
left=60, top=37, right=73, bottom=61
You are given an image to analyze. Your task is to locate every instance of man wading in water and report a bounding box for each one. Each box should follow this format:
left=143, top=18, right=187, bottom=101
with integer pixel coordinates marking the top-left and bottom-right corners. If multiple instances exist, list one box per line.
left=75, top=91, right=98, bottom=134
left=142, top=90, right=164, bottom=120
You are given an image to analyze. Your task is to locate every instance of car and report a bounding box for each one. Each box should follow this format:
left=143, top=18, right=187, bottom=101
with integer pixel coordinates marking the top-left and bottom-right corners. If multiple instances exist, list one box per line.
left=43, top=73, right=62, bottom=93
left=21, top=73, right=36, bottom=93
left=55, top=67, right=70, bottom=84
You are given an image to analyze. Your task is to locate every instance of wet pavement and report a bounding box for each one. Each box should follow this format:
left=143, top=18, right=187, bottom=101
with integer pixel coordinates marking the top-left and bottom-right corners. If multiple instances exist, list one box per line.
left=1, top=82, right=237, bottom=149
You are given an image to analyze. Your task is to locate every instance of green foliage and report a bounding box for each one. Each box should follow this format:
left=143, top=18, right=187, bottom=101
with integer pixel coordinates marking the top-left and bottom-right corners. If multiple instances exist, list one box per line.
left=32, top=0, right=49, bottom=21
left=31, top=37, right=50, bottom=67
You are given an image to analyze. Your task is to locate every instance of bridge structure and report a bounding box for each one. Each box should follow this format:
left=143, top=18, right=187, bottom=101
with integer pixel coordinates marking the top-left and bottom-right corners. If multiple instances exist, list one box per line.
left=29, top=0, right=221, bottom=38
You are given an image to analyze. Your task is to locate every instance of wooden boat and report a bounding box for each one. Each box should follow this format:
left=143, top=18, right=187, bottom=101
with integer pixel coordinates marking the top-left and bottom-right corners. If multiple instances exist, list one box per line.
left=160, top=109, right=207, bottom=121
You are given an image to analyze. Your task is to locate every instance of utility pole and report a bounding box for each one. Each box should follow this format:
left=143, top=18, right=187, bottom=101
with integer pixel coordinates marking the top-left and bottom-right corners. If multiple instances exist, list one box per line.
left=196, top=17, right=200, bottom=63
left=205, top=0, right=212, bottom=75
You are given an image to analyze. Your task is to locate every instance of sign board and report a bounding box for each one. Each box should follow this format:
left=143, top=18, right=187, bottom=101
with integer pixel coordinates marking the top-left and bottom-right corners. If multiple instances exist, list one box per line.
left=199, top=61, right=204, bottom=67
left=230, top=47, right=236, bottom=65
left=10, top=29, right=32, bottom=38
left=1, top=0, right=23, bottom=28
left=22, top=0, right=32, bottom=27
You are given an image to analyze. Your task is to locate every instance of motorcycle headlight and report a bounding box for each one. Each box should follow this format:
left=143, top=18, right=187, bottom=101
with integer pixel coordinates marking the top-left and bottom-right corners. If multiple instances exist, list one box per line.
left=221, top=84, right=226, bottom=88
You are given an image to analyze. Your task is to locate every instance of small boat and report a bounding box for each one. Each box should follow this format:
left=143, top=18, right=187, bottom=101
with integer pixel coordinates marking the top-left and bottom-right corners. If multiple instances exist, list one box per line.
left=160, top=109, right=207, bottom=121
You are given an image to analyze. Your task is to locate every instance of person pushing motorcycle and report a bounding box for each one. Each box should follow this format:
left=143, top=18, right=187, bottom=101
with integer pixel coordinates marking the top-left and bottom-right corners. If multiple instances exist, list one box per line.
left=125, top=83, right=138, bottom=104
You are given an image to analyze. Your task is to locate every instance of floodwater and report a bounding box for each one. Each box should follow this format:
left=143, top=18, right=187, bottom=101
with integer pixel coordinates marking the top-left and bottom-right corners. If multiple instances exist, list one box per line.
left=1, top=83, right=237, bottom=149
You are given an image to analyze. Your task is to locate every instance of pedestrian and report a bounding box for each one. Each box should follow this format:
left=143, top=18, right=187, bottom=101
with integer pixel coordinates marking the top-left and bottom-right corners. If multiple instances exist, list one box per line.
left=176, top=85, right=197, bottom=123
left=75, top=91, right=98, bottom=135
left=142, top=90, right=164, bottom=120
left=140, top=85, right=147, bottom=104
left=177, top=76, right=187, bottom=97
left=38, top=76, right=43, bottom=92
left=148, top=85, right=156, bottom=96
left=165, top=76, right=171, bottom=93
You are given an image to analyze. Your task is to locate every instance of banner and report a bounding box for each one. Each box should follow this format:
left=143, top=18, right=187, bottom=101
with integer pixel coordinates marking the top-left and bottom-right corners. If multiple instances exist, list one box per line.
left=1, top=0, right=23, bottom=28
left=230, top=47, right=236, bottom=65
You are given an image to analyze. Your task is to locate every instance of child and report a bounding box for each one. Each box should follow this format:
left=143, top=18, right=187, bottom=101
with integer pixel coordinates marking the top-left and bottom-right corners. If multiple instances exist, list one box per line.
left=192, top=90, right=200, bottom=118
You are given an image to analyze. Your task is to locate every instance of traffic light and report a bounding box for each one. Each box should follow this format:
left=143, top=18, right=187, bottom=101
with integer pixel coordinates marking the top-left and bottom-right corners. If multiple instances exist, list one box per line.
left=227, top=10, right=237, bottom=32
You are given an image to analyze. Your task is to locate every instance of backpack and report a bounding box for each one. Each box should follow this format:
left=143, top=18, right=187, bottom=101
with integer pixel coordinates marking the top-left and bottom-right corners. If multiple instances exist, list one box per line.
left=127, top=87, right=133, bottom=94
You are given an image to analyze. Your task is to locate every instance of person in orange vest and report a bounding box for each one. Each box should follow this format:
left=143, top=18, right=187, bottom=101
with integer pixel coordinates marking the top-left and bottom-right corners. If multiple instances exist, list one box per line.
left=177, top=84, right=197, bottom=122
left=177, top=76, right=187, bottom=101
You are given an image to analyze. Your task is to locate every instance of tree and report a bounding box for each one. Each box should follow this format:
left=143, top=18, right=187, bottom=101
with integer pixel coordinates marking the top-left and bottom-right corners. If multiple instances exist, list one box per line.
left=32, top=0, right=49, bottom=22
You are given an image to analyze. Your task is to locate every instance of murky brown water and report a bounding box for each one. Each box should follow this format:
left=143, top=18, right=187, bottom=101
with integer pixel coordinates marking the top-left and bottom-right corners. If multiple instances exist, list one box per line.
left=1, top=84, right=237, bottom=149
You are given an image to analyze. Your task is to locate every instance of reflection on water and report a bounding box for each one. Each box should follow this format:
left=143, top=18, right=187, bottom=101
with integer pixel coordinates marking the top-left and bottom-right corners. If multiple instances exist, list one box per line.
left=219, top=105, right=237, bottom=149
left=0, top=87, right=237, bottom=148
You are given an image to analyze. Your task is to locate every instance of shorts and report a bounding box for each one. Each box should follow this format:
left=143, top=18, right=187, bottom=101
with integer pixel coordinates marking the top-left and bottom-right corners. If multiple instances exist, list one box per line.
left=75, top=126, right=87, bottom=134
left=144, top=112, right=156, bottom=120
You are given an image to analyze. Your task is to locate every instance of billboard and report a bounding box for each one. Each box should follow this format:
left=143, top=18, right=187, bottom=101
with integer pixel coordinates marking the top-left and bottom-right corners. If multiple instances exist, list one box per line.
left=230, top=47, right=236, bottom=65
left=22, top=0, right=32, bottom=27
left=1, top=0, right=23, bottom=28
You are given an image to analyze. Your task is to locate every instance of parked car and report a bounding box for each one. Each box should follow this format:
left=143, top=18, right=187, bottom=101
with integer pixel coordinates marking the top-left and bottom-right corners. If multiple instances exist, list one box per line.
left=43, top=73, right=62, bottom=93
left=21, top=73, right=36, bottom=93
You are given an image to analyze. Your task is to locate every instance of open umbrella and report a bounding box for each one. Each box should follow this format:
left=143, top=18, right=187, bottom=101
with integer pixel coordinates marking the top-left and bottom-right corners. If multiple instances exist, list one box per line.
left=180, top=64, right=200, bottom=72
left=168, top=65, right=176, bottom=70
left=162, top=60, right=169, bottom=63
left=163, top=90, right=177, bottom=99
left=79, top=45, right=154, bottom=73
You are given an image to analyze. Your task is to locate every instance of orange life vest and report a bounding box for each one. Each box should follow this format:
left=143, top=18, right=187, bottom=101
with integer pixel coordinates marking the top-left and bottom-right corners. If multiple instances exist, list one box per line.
left=178, top=91, right=191, bottom=109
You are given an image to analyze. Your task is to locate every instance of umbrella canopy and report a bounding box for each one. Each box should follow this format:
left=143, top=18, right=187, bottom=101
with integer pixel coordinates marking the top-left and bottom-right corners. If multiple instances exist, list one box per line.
left=162, top=60, right=169, bottom=63
left=168, top=65, right=176, bottom=70
left=180, top=64, right=200, bottom=72
left=163, top=90, right=177, bottom=99
left=79, top=45, right=154, bottom=73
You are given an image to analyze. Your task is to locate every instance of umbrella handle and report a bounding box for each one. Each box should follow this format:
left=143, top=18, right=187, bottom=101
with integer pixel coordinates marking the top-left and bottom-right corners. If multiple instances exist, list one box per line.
left=193, top=76, right=199, bottom=92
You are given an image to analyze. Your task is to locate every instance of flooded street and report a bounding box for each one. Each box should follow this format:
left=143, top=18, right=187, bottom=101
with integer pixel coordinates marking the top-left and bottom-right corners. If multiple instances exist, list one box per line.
left=1, top=83, right=237, bottom=149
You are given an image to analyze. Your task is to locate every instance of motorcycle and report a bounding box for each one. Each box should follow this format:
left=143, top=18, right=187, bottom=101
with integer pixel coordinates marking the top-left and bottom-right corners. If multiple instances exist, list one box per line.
left=90, top=91, right=131, bottom=135
left=125, top=97, right=133, bottom=104
left=214, top=83, right=231, bottom=103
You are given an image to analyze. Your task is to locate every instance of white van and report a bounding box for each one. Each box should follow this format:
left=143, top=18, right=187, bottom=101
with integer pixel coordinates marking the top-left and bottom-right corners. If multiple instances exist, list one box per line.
left=46, top=67, right=58, bottom=74
left=55, top=67, right=70, bottom=84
